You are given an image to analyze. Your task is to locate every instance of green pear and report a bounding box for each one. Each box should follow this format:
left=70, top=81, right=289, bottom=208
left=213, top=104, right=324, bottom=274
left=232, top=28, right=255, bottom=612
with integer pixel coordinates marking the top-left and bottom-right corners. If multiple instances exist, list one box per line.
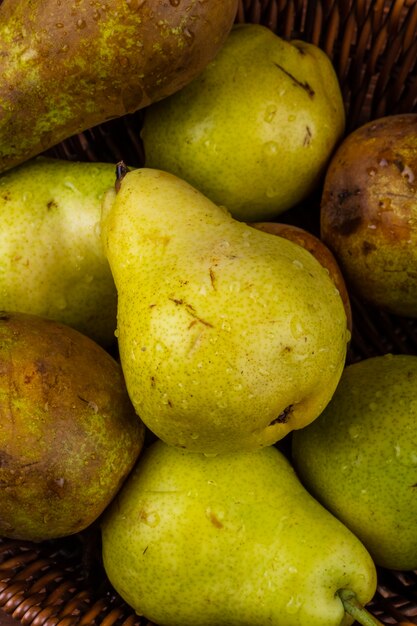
left=0, top=0, right=238, bottom=173
left=0, top=157, right=119, bottom=346
left=101, top=440, right=378, bottom=626
left=292, top=353, right=417, bottom=571
left=250, top=221, right=352, bottom=333
left=101, top=168, right=349, bottom=454
left=141, top=23, right=345, bottom=222
left=0, top=311, right=145, bottom=542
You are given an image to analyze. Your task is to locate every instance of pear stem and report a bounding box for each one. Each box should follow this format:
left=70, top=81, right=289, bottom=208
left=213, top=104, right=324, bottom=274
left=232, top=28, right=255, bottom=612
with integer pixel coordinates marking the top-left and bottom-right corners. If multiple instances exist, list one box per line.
left=115, top=161, right=129, bottom=192
left=338, top=589, right=385, bottom=626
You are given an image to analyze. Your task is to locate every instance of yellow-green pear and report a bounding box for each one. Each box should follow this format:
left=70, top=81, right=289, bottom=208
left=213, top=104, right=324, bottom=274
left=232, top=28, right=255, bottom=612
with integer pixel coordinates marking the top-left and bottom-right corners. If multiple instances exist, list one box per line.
left=292, top=354, right=417, bottom=571
left=101, top=167, right=349, bottom=454
left=141, top=23, right=345, bottom=222
left=0, top=157, right=118, bottom=346
left=101, top=440, right=378, bottom=626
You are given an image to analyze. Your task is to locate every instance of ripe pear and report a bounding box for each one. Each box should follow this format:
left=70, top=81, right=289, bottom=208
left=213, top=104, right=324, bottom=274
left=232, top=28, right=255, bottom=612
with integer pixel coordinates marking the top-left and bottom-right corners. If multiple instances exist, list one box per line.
left=101, top=168, right=349, bottom=454
left=0, top=157, right=118, bottom=346
left=292, top=353, right=417, bottom=571
left=321, top=113, right=417, bottom=317
left=0, top=0, right=238, bottom=172
left=0, top=311, right=145, bottom=542
left=250, top=221, right=352, bottom=333
left=141, top=23, right=345, bottom=221
left=101, top=440, right=377, bottom=626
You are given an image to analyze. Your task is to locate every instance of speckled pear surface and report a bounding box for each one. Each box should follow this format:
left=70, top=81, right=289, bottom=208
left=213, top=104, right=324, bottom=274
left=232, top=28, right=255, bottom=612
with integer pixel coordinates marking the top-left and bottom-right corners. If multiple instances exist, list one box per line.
left=101, top=440, right=377, bottom=626
left=0, top=311, right=145, bottom=542
left=320, top=114, right=417, bottom=317
left=101, top=168, right=349, bottom=454
left=0, top=0, right=238, bottom=173
left=0, top=157, right=118, bottom=346
left=292, top=354, right=417, bottom=571
left=141, top=23, right=345, bottom=221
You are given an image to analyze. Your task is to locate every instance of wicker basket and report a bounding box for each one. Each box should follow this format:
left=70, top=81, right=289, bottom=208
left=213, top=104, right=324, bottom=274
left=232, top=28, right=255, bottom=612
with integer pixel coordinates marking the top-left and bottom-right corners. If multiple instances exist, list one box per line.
left=1, top=0, right=417, bottom=624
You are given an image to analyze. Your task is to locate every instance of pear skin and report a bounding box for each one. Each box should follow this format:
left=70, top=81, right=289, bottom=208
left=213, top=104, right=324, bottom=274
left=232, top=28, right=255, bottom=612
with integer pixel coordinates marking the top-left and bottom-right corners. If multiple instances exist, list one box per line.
left=101, top=440, right=377, bottom=626
left=0, top=311, right=145, bottom=542
left=101, top=168, right=349, bottom=454
left=321, top=113, right=417, bottom=317
left=141, top=23, right=345, bottom=221
left=0, top=157, right=118, bottom=347
left=251, top=221, right=352, bottom=333
left=292, top=353, right=417, bottom=571
left=0, top=0, right=238, bottom=172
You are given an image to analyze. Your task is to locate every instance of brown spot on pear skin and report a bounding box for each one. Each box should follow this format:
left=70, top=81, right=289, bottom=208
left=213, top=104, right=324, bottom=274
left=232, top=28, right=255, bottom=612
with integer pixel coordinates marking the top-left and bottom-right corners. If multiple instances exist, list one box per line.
left=169, top=298, right=213, bottom=327
left=208, top=511, right=223, bottom=529
left=209, top=268, right=217, bottom=290
left=362, top=241, right=377, bottom=255
left=273, top=63, right=315, bottom=97
left=269, top=405, right=294, bottom=426
left=0, top=451, right=13, bottom=468
left=46, top=199, right=58, bottom=210
left=303, top=126, right=312, bottom=146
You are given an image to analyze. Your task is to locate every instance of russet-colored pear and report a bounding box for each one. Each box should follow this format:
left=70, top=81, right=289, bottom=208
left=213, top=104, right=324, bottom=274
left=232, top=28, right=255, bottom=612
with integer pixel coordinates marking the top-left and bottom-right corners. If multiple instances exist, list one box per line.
left=0, top=0, right=237, bottom=172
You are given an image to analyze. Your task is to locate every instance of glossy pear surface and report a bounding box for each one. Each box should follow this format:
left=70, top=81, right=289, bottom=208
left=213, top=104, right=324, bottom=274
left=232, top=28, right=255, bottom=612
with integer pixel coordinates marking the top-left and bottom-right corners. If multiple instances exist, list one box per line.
left=251, top=221, right=352, bottom=333
left=142, top=23, right=345, bottom=221
left=0, top=157, right=118, bottom=346
left=0, top=311, right=144, bottom=542
left=0, top=0, right=237, bottom=172
left=102, top=168, right=349, bottom=454
left=101, top=440, right=377, bottom=626
left=321, top=114, right=417, bottom=317
left=293, top=353, right=417, bottom=570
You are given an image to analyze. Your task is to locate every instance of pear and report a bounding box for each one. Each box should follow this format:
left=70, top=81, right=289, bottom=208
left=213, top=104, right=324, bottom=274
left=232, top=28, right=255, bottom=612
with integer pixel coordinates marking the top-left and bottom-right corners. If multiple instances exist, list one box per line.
left=0, top=0, right=238, bottom=173
left=0, top=157, right=119, bottom=347
left=320, top=113, right=417, bottom=317
left=101, top=440, right=378, bottom=626
left=292, top=353, right=417, bottom=571
left=141, top=23, right=345, bottom=221
left=0, top=311, right=145, bottom=542
left=101, top=167, right=349, bottom=454
left=250, top=221, right=352, bottom=333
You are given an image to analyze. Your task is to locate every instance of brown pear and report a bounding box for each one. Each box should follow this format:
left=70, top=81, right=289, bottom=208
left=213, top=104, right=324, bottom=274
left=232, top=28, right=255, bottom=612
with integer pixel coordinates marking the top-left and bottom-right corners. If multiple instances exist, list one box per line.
left=321, top=113, right=417, bottom=317
left=0, top=311, right=145, bottom=542
left=0, top=0, right=237, bottom=172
